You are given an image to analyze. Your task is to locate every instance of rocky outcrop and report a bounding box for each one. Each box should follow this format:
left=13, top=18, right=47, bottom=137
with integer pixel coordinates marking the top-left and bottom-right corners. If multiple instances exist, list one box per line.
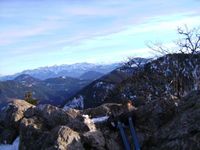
left=82, top=131, right=105, bottom=150
left=0, top=100, right=33, bottom=144
left=49, top=126, right=84, bottom=150
left=19, top=104, right=96, bottom=150
left=0, top=100, right=34, bottom=128
left=0, top=91, right=200, bottom=149
left=148, top=91, right=200, bottom=150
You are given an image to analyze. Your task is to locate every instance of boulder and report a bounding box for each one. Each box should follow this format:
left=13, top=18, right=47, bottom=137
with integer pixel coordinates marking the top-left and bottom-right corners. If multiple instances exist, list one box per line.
left=28, top=104, right=75, bottom=128
left=0, top=100, right=33, bottom=144
left=82, top=130, right=106, bottom=150
left=49, top=126, right=84, bottom=150
left=103, top=129, right=123, bottom=150
left=0, top=100, right=34, bottom=128
left=19, top=116, right=48, bottom=150
left=82, top=103, right=124, bottom=118
left=0, top=127, right=18, bottom=144
left=66, top=114, right=96, bottom=133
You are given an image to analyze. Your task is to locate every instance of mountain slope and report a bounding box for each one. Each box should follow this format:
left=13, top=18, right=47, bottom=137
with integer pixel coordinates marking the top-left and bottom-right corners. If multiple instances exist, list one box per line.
left=0, top=75, right=91, bottom=108
left=64, top=58, right=149, bottom=108
left=64, top=54, right=200, bottom=109
left=105, top=53, right=200, bottom=106
left=79, top=71, right=104, bottom=81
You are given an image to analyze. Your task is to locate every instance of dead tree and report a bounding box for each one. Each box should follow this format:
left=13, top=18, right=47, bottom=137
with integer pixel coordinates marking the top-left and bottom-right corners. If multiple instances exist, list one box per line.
left=149, top=26, right=200, bottom=97
left=177, top=26, right=200, bottom=91
left=177, top=26, right=200, bottom=54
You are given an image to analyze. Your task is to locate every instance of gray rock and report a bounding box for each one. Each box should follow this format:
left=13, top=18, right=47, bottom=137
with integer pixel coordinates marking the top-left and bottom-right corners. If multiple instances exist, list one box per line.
left=0, top=100, right=34, bottom=128
left=82, top=130, right=106, bottom=150
left=50, top=126, right=84, bottom=150
left=19, top=116, right=48, bottom=150
left=0, top=127, right=18, bottom=144
left=0, top=100, right=33, bottom=144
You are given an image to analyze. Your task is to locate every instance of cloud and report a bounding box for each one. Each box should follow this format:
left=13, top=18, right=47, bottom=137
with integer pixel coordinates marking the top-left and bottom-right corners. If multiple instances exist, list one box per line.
left=0, top=20, right=65, bottom=45
left=0, top=0, right=200, bottom=75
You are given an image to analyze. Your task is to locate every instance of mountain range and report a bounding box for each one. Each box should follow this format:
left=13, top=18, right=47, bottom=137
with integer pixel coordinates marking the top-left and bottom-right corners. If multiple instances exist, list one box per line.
left=0, top=63, right=121, bottom=108
left=0, top=63, right=121, bottom=81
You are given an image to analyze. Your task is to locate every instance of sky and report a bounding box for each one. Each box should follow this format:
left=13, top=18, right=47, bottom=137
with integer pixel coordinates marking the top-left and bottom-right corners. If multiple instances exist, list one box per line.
left=0, top=0, right=200, bottom=75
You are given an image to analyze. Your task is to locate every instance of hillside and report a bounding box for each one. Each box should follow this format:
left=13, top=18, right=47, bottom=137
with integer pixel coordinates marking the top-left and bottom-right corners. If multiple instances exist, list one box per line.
left=79, top=71, right=104, bottom=81
left=0, top=75, right=91, bottom=108
left=64, top=58, right=150, bottom=109
left=105, top=53, right=200, bottom=105
left=64, top=54, right=200, bottom=109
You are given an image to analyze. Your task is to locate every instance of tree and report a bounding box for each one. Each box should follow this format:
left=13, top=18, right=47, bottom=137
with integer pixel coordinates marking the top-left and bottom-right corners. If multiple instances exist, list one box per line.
left=177, top=26, right=200, bottom=54
left=177, top=26, right=200, bottom=91
left=25, top=91, right=38, bottom=105
left=148, top=25, right=200, bottom=55
left=149, top=26, right=200, bottom=97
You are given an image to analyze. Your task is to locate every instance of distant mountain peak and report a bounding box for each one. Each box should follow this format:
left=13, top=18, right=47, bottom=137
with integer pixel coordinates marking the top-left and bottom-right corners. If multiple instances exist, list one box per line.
left=14, top=74, right=39, bottom=81
left=0, top=62, right=122, bottom=81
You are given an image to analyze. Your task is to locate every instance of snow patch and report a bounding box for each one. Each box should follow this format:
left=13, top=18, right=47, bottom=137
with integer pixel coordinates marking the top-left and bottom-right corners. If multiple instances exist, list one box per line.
left=91, top=116, right=109, bottom=123
left=95, top=81, right=104, bottom=88
left=63, top=95, right=84, bottom=110
left=0, top=137, right=19, bottom=150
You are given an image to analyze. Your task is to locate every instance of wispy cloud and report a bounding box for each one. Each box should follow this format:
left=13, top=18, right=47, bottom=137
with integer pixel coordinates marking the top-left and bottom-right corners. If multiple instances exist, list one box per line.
left=0, top=0, right=200, bottom=75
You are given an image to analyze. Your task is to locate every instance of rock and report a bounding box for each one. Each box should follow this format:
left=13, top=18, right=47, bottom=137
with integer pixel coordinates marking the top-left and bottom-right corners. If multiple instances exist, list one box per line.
left=103, top=129, right=123, bottom=150
left=0, top=100, right=33, bottom=144
left=0, top=127, right=18, bottom=144
left=31, top=104, right=75, bottom=128
left=82, top=104, right=112, bottom=118
left=1, top=90, right=199, bottom=149
left=0, top=100, right=34, bottom=128
left=82, top=130, right=105, bottom=150
left=49, top=126, right=84, bottom=150
left=134, top=98, right=176, bottom=133
left=82, top=103, right=125, bottom=118
left=147, top=91, right=200, bottom=150
left=66, top=114, right=96, bottom=133
left=82, top=115, right=96, bottom=131
left=19, top=116, right=48, bottom=150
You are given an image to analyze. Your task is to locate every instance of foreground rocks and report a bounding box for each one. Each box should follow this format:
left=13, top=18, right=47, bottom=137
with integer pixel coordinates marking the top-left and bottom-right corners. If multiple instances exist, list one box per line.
left=0, top=91, right=200, bottom=150
left=0, top=100, right=33, bottom=144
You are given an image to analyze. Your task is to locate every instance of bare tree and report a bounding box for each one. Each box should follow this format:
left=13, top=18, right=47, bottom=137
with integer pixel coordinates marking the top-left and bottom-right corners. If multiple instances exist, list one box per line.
left=177, top=25, right=200, bottom=54
left=147, top=42, right=174, bottom=56
left=149, top=26, right=200, bottom=97
left=177, top=26, right=200, bottom=91
left=148, top=25, right=200, bottom=55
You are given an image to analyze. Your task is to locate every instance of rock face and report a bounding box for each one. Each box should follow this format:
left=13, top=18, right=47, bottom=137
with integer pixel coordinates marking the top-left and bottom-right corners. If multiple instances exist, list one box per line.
left=0, top=100, right=34, bottom=128
left=0, top=100, right=33, bottom=144
left=149, top=91, right=200, bottom=150
left=0, top=91, right=200, bottom=150
left=132, top=90, right=200, bottom=150
left=49, top=126, right=84, bottom=150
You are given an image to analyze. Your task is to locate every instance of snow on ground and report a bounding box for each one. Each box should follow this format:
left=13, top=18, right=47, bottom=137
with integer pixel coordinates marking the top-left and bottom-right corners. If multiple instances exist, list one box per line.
left=63, top=95, right=84, bottom=110
left=91, top=116, right=109, bottom=123
left=0, top=137, right=19, bottom=150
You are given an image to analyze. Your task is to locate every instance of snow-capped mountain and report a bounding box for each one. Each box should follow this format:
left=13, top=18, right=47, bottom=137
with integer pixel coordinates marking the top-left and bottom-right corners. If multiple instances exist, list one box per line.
left=0, top=63, right=121, bottom=81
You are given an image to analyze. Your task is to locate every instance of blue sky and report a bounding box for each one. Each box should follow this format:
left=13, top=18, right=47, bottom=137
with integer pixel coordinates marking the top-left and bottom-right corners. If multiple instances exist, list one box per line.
left=0, top=0, right=200, bottom=75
